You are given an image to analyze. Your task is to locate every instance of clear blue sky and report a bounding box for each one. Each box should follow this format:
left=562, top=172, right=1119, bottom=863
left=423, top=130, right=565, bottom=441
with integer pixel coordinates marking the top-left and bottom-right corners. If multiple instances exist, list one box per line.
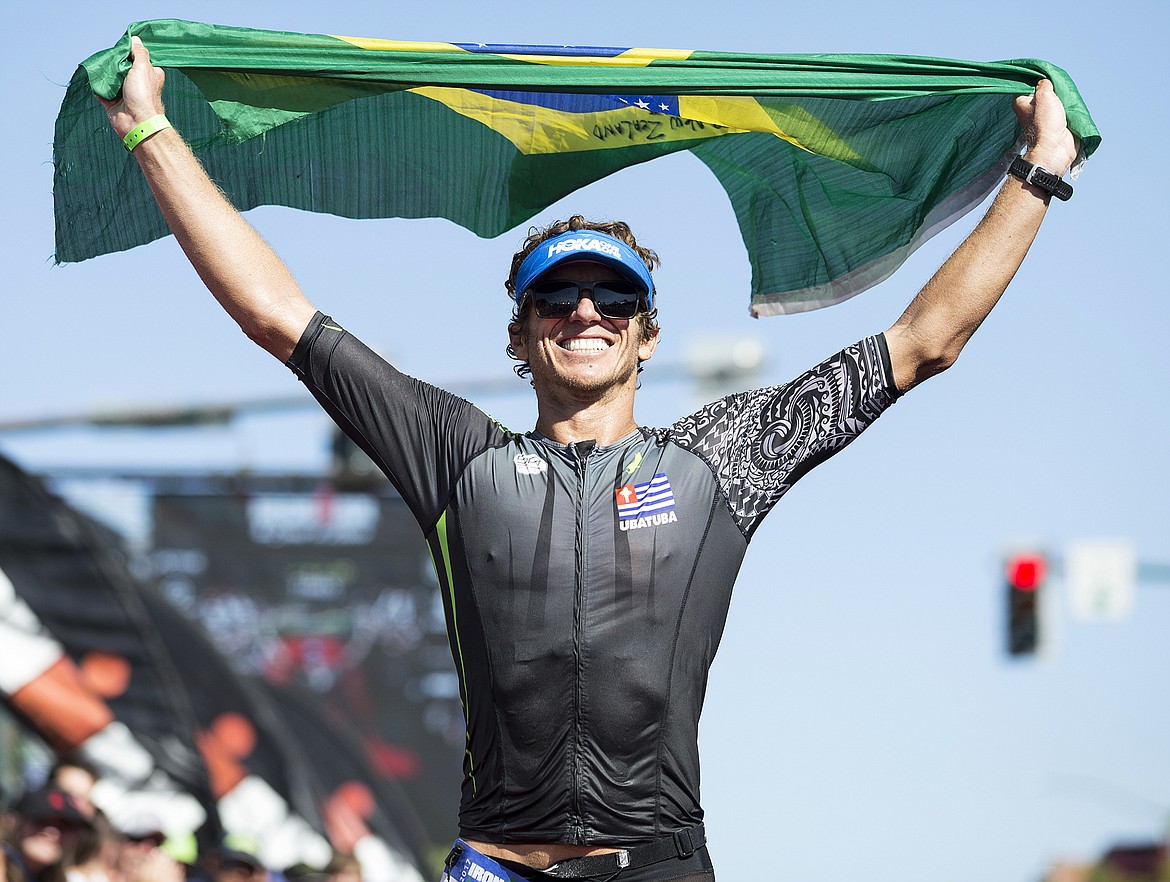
left=4, top=1, right=1168, bottom=880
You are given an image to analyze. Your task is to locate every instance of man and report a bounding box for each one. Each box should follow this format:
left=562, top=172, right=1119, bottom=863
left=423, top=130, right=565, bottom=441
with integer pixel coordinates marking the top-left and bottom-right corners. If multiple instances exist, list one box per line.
left=99, top=36, right=1077, bottom=882
left=7, top=786, right=92, bottom=882
left=206, top=847, right=266, bottom=882
left=47, top=759, right=99, bottom=821
left=113, top=813, right=169, bottom=882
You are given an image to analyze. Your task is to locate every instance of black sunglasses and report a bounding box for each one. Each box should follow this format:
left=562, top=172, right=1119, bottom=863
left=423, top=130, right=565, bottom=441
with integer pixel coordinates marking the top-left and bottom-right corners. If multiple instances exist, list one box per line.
left=523, top=280, right=646, bottom=320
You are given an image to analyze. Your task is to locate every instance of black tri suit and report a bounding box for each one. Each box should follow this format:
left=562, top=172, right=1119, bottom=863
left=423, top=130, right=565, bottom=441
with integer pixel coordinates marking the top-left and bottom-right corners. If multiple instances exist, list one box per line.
left=289, top=311, right=900, bottom=850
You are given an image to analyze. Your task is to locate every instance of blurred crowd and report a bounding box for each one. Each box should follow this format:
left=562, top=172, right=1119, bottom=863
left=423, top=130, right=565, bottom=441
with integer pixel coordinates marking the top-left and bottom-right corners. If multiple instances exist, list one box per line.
left=2, top=759, right=361, bottom=882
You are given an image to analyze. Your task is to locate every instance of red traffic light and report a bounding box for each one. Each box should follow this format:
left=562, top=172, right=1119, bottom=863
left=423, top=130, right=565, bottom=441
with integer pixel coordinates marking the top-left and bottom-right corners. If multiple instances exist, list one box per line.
left=1006, top=552, right=1047, bottom=591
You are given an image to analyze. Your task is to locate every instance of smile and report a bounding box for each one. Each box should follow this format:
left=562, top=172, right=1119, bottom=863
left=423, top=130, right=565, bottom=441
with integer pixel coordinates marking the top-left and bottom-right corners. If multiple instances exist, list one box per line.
left=559, top=338, right=611, bottom=352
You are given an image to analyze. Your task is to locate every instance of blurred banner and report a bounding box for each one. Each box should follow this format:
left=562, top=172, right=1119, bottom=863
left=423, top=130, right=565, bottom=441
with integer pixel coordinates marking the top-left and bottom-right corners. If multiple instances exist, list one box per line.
left=145, top=481, right=464, bottom=852
left=0, top=454, right=218, bottom=836
left=0, top=455, right=442, bottom=878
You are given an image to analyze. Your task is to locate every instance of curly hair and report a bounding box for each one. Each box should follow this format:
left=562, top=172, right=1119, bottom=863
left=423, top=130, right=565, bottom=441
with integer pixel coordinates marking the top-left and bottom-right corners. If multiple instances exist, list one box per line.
left=505, top=216, right=660, bottom=382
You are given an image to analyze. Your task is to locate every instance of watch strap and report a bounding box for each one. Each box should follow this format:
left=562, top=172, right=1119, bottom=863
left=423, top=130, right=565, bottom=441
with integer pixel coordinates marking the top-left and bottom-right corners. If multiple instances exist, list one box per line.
left=1008, top=156, right=1073, bottom=202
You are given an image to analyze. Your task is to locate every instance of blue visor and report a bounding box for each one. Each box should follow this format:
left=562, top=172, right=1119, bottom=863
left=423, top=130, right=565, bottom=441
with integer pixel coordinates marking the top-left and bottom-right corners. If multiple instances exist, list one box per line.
left=513, top=230, right=654, bottom=310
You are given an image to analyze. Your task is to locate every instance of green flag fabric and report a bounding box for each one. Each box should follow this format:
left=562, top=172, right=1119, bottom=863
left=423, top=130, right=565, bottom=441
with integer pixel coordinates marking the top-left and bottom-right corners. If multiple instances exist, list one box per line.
left=53, top=19, right=1100, bottom=315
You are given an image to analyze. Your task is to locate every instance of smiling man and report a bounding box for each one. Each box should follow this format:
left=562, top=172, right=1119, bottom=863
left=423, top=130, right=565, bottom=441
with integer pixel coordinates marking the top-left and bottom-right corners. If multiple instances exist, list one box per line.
left=506, top=223, right=660, bottom=434
left=101, top=35, right=1077, bottom=882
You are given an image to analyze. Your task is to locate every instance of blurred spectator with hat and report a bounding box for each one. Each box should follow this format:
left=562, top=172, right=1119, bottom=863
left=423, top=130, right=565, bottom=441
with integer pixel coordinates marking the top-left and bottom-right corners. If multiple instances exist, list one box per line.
left=205, top=847, right=263, bottom=882
left=4, top=786, right=92, bottom=882
left=45, top=762, right=99, bottom=823
left=111, top=815, right=182, bottom=882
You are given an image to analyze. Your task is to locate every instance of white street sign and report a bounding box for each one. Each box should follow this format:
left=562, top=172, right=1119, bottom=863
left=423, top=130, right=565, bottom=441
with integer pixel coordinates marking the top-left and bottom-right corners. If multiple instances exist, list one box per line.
left=1065, top=538, right=1136, bottom=621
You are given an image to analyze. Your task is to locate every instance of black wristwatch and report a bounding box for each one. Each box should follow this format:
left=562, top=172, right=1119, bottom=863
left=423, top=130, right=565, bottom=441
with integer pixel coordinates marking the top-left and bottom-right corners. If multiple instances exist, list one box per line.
left=1008, top=156, right=1073, bottom=201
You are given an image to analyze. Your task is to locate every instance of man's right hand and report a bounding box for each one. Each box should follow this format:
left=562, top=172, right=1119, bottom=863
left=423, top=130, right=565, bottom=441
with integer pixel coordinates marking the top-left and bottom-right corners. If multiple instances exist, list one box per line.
left=96, top=36, right=166, bottom=140
left=90, top=34, right=317, bottom=362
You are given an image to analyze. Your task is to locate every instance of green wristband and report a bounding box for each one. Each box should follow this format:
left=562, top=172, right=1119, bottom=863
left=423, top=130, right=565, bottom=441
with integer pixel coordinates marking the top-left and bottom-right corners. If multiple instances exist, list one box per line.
left=123, top=114, right=172, bottom=152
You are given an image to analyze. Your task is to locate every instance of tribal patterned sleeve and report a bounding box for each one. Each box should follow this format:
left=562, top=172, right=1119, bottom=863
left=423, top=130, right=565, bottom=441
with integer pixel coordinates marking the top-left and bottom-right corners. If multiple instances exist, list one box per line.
left=668, top=334, right=901, bottom=539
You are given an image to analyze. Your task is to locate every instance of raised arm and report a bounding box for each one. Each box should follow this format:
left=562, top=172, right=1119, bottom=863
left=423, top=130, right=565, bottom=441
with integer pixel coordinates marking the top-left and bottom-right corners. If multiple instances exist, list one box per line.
left=97, top=37, right=317, bottom=361
left=884, top=79, right=1079, bottom=392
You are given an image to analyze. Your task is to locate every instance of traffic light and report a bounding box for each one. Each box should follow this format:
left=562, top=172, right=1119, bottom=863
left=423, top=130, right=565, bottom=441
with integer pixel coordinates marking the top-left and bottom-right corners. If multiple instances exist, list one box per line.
left=1005, top=551, right=1047, bottom=656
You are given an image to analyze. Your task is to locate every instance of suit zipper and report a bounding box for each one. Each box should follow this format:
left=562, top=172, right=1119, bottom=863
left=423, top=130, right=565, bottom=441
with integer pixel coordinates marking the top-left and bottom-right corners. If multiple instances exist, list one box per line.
left=570, top=439, right=594, bottom=841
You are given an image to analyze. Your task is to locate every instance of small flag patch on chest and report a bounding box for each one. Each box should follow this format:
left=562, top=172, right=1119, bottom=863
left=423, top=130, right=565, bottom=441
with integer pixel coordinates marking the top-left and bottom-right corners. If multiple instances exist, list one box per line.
left=615, top=473, right=676, bottom=520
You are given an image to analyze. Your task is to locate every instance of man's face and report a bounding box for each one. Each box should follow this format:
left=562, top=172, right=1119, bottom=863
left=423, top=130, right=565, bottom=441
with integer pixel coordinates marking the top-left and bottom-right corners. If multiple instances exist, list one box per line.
left=510, top=260, right=657, bottom=398
left=52, top=766, right=96, bottom=817
left=117, top=832, right=164, bottom=875
left=19, top=819, right=81, bottom=871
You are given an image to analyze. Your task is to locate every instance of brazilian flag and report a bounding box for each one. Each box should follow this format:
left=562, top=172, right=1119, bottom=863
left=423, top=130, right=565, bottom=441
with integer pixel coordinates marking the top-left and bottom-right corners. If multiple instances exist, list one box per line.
left=53, top=19, right=1101, bottom=315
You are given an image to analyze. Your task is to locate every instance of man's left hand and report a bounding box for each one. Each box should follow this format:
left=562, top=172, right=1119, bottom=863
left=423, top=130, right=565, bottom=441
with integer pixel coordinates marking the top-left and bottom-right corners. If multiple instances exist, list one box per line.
left=1013, top=79, right=1078, bottom=176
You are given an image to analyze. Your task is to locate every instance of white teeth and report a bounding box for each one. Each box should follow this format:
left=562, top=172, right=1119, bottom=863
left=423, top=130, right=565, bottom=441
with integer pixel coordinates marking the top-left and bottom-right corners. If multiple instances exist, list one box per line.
left=562, top=338, right=609, bottom=351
